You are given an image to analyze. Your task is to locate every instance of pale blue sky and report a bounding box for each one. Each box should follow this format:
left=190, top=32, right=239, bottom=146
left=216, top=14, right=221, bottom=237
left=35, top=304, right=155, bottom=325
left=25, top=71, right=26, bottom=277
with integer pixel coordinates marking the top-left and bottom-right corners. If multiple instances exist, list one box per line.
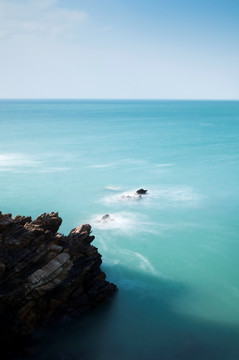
left=0, top=0, right=239, bottom=99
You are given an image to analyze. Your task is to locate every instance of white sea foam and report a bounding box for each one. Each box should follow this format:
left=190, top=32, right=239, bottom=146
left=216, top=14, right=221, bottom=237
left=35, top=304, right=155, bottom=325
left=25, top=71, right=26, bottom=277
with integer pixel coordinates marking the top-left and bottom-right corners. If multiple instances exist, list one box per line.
left=120, top=249, right=159, bottom=276
left=97, top=238, right=159, bottom=277
left=101, top=185, right=200, bottom=207
left=91, top=212, right=138, bottom=231
left=153, top=186, right=201, bottom=202
left=91, top=211, right=155, bottom=235
left=0, top=153, right=40, bottom=171
left=105, top=185, right=122, bottom=191
left=102, top=189, right=146, bottom=205
left=38, top=167, right=70, bottom=173
left=88, top=164, right=113, bottom=168
left=103, top=258, right=119, bottom=266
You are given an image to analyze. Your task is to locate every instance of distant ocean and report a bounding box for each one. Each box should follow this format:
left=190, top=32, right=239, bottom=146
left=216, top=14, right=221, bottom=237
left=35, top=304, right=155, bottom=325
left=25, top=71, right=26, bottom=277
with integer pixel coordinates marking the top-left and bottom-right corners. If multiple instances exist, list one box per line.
left=1, top=100, right=239, bottom=360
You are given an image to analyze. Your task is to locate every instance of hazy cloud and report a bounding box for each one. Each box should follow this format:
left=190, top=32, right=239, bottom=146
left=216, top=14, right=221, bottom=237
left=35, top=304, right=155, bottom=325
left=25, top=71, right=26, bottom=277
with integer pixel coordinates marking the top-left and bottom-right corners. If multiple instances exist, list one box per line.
left=0, top=0, right=87, bottom=39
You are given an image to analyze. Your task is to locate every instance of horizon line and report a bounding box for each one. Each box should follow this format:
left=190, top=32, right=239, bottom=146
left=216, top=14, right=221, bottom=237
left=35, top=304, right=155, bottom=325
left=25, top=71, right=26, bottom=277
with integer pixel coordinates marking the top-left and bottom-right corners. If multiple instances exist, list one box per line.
left=0, top=98, right=239, bottom=101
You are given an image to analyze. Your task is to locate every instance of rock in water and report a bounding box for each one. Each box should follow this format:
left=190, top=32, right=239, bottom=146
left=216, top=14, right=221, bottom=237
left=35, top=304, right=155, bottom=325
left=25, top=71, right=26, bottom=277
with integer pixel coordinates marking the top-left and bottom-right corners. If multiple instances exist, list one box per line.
left=98, top=214, right=114, bottom=223
left=102, top=213, right=110, bottom=221
left=0, top=211, right=117, bottom=346
left=136, top=188, right=148, bottom=195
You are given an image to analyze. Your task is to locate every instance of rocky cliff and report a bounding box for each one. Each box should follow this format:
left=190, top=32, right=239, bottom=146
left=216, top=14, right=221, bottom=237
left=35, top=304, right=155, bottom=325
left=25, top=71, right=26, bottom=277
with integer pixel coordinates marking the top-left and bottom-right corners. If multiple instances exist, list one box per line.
left=0, top=211, right=117, bottom=346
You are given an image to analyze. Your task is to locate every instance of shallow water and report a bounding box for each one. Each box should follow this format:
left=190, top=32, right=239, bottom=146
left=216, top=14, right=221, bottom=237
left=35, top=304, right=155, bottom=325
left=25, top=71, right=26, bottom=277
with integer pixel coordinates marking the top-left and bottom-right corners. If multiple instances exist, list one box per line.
left=0, top=100, right=239, bottom=359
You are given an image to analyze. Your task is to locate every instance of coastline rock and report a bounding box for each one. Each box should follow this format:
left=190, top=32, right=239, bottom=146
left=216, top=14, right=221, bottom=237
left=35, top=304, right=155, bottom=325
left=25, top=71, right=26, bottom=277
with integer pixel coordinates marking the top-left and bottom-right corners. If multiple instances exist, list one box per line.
left=0, top=211, right=117, bottom=346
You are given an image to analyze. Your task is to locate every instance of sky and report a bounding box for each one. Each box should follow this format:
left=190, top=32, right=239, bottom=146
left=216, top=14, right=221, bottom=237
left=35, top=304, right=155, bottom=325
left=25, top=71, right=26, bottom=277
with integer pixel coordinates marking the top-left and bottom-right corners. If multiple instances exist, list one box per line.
left=0, top=0, right=239, bottom=99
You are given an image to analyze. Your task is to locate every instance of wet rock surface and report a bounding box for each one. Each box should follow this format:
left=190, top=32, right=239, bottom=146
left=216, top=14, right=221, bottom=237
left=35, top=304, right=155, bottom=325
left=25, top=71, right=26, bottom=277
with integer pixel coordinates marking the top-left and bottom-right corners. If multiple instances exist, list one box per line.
left=0, top=211, right=117, bottom=348
left=136, top=188, right=148, bottom=195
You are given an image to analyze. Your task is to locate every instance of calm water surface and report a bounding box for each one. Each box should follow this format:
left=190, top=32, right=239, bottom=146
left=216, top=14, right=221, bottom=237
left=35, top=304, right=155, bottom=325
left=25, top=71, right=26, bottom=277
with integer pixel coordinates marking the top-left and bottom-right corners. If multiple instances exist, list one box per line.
left=0, top=100, right=239, bottom=359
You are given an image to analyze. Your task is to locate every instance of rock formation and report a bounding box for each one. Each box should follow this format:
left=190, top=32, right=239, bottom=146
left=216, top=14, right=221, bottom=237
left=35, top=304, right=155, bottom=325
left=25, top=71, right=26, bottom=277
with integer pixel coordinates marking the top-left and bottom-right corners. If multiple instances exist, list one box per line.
left=136, top=188, right=148, bottom=195
left=0, top=211, right=117, bottom=347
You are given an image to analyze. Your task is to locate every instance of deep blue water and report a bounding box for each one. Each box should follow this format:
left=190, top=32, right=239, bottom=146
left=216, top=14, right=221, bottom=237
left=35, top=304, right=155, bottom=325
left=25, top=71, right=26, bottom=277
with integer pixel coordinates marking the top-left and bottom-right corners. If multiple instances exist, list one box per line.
left=0, top=100, right=239, bottom=359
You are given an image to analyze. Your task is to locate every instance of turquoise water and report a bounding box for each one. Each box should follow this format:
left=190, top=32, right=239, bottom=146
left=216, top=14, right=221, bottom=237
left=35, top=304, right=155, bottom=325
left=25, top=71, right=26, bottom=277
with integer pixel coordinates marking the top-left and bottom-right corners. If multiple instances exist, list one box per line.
left=0, top=100, right=239, bottom=359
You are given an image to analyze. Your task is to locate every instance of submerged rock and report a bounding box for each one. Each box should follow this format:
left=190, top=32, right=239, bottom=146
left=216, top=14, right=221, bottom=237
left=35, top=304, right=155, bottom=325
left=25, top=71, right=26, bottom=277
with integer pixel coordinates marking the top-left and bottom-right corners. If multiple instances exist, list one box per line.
left=0, top=211, right=117, bottom=346
left=102, top=214, right=111, bottom=221
left=98, top=214, right=114, bottom=223
left=121, top=195, right=133, bottom=199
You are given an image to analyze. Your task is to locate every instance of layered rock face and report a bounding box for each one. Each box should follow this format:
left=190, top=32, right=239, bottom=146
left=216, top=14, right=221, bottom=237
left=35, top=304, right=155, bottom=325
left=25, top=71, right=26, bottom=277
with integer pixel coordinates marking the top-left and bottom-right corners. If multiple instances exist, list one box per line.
left=0, top=211, right=116, bottom=344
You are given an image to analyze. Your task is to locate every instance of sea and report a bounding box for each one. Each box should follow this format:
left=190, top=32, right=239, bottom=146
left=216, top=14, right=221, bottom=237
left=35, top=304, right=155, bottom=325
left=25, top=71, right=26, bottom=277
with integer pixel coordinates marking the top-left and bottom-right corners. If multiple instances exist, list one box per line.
left=0, top=100, right=239, bottom=360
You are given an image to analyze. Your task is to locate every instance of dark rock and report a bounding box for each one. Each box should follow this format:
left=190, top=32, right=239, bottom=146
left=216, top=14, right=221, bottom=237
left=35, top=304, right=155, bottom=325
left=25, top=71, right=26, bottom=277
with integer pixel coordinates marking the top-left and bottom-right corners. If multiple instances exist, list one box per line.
left=97, top=214, right=114, bottom=223
left=102, top=214, right=110, bottom=221
left=0, top=211, right=117, bottom=348
left=136, top=188, right=148, bottom=195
